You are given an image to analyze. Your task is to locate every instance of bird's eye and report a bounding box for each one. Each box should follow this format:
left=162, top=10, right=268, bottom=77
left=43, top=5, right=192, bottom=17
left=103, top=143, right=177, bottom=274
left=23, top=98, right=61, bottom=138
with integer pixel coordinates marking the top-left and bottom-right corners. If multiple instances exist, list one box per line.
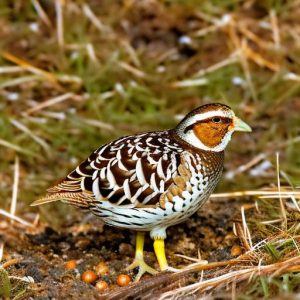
left=212, top=117, right=221, bottom=123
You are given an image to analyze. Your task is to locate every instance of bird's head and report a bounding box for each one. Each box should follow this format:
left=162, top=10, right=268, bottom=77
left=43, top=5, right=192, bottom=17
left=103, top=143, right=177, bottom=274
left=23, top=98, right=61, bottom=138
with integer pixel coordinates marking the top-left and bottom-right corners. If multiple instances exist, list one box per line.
left=174, top=103, right=251, bottom=152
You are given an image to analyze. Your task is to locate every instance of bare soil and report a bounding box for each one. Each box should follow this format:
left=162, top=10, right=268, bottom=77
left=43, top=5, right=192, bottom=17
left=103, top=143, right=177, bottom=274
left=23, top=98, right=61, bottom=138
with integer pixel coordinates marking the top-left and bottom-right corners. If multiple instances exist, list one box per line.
left=1, top=199, right=244, bottom=299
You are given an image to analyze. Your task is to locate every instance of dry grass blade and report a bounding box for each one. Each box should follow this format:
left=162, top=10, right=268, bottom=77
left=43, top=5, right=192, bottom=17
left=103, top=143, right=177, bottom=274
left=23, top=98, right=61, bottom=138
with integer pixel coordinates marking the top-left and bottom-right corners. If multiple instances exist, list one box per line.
left=24, top=92, right=74, bottom=115
left=55, top=0, right=64, bottom=47
left=193, top=52, right=239, bottom=78
left=86, top=43, right=99, bottom=64
left=238, top=25, right=274, bottom=50
left=270, top=9, right=281, bottom=49
left=0, top=138, right=35, bottom=156
left=276, top=152, right=287, bottom=229
left=159, top=256, right=300, bottom=299
left=10, top=119, right=50, bottom=151
left=0, top=209, right=33, bottom=227
left=241, top=205, right=253, bottom=250
left=0, top=243, right=3, bottom=262
left=80, top=118, right=114, bottom=131
left=171, top=78, right=208, bottom=88
left=210, top=189, right=300, bottom=199
left=0, top=66, right=24, bottom=74
left=119, top=61, right=146, bottom=78
left=0, top=52, right=57, bottom=83
left=82, top=3, right=106, bottom=33
left=0, top=75, right=41, bottom=89
left=225, top=153, right=266, bottom=179
left=9, top=156, right=19, bottom=225
left=31, top=0, right=52, bottom=28
left=242, top=42, right=280, bottom=71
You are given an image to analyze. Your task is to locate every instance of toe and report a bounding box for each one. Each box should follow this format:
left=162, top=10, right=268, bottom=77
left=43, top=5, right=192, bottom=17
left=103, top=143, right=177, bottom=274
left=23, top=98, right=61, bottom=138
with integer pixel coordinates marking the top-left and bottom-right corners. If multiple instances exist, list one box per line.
left=126, top=259, right=158, bottom=281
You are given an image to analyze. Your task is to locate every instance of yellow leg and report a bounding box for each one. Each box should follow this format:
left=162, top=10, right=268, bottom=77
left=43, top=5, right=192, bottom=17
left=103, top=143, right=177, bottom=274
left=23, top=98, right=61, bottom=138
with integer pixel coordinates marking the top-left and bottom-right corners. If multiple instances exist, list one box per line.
left=126, top=232, right=157, bottom=281
left=135, top=231, right=144, bottom=259
left=153, top=238, right=168, bottom=271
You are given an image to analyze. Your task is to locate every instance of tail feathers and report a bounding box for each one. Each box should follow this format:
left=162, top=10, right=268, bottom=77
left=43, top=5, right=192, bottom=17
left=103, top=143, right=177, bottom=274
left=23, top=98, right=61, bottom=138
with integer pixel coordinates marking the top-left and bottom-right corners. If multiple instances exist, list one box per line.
left=31, top=192, right=95, bottom=208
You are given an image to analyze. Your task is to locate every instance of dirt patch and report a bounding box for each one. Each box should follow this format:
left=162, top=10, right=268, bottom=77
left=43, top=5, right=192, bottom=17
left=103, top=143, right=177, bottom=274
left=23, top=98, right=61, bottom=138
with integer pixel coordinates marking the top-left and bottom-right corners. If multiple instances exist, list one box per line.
left=1, top=199, right=244, bottom=299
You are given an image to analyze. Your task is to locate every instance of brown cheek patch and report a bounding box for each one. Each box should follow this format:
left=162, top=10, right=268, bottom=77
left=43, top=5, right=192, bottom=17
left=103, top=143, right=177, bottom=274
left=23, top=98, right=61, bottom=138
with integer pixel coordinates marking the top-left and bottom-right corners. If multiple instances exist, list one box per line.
left=193, top=123, right=230, bottom=148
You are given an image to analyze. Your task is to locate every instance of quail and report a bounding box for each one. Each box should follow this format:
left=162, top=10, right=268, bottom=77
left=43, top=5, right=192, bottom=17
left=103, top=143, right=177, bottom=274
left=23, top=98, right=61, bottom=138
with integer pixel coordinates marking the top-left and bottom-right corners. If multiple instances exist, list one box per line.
left=32, top=103, right=251, bottom=281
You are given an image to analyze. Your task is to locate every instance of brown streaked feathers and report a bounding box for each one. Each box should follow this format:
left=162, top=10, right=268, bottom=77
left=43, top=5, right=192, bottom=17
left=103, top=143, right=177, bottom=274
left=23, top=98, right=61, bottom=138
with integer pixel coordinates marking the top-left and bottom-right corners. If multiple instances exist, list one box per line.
left=32, top=131, right=185, bottom=209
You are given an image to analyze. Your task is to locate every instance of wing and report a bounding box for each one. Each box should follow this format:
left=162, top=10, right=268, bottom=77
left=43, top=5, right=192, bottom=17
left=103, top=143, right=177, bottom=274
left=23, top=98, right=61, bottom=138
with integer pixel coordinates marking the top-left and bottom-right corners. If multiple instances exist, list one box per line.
left=32, top=131, right=190, bottom=209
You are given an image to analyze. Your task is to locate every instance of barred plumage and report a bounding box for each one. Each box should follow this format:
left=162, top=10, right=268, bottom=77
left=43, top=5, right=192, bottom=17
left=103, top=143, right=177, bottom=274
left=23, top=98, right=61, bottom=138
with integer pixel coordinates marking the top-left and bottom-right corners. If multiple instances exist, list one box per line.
left=32, top=103, right=251, bottom=280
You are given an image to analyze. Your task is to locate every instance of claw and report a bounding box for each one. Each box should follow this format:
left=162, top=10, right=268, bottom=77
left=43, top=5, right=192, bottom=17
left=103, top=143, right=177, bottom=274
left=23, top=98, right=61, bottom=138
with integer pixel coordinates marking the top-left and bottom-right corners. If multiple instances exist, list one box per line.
left=126, top=258, right=158, bottom=282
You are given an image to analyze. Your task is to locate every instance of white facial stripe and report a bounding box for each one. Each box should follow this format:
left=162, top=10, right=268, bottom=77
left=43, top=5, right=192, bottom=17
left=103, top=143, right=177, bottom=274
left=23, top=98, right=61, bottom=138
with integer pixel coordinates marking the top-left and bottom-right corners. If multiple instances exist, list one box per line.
left=184, top=110, right=234, bottom=127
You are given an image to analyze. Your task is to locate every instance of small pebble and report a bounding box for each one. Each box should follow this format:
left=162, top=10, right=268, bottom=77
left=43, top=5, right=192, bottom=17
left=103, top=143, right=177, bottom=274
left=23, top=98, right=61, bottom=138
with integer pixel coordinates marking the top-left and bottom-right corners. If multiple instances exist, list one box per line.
left=65, top=260, right=77, bottom=269
left=95, top=262, right=109, bottom=276
left=231, top=245, right=242, bottom=257
left=95, top=280, right=109, bottom=292
left=82, top=270, right=98, bottom=284
left=75, top=237, right=91, bottom=249
left=118, top=243, right=134, bottom=255
left=117, top=274, right=131, bottom=287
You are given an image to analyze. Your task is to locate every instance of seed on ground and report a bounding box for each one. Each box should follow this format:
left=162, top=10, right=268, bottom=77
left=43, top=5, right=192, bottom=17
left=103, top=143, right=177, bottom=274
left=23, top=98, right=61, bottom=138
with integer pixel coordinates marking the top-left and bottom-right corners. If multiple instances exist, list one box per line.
left=82, top=270, right=98, bottom=283
left=95, top=261, right=109, bottom=276
left=65, top=260, right=77, bottom=269
left=231, top=244, right=242, bottom=256
left=117, top=274, right=131, bottom=286
left=95, top=280, right=109, bottom=292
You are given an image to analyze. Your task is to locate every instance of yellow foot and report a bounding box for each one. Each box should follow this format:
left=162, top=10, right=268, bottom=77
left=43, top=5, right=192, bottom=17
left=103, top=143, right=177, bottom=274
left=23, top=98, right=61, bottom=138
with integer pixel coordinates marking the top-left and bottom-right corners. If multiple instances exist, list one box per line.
left=126, top=258, right=158, bottom=282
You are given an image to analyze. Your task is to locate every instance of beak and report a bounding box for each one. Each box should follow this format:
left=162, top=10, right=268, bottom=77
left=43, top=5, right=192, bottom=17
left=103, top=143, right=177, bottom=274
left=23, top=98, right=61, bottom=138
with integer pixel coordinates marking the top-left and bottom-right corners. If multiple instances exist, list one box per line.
left=233, top=117, right=252, bottom=132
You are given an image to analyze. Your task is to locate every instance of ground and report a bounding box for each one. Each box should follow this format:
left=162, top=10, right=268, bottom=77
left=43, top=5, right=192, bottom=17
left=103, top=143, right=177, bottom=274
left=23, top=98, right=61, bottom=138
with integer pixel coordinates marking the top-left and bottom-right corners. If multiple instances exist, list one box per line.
left=0, top=0, right=300, bottom=299
left=2, top=200, right=243, bottom=299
